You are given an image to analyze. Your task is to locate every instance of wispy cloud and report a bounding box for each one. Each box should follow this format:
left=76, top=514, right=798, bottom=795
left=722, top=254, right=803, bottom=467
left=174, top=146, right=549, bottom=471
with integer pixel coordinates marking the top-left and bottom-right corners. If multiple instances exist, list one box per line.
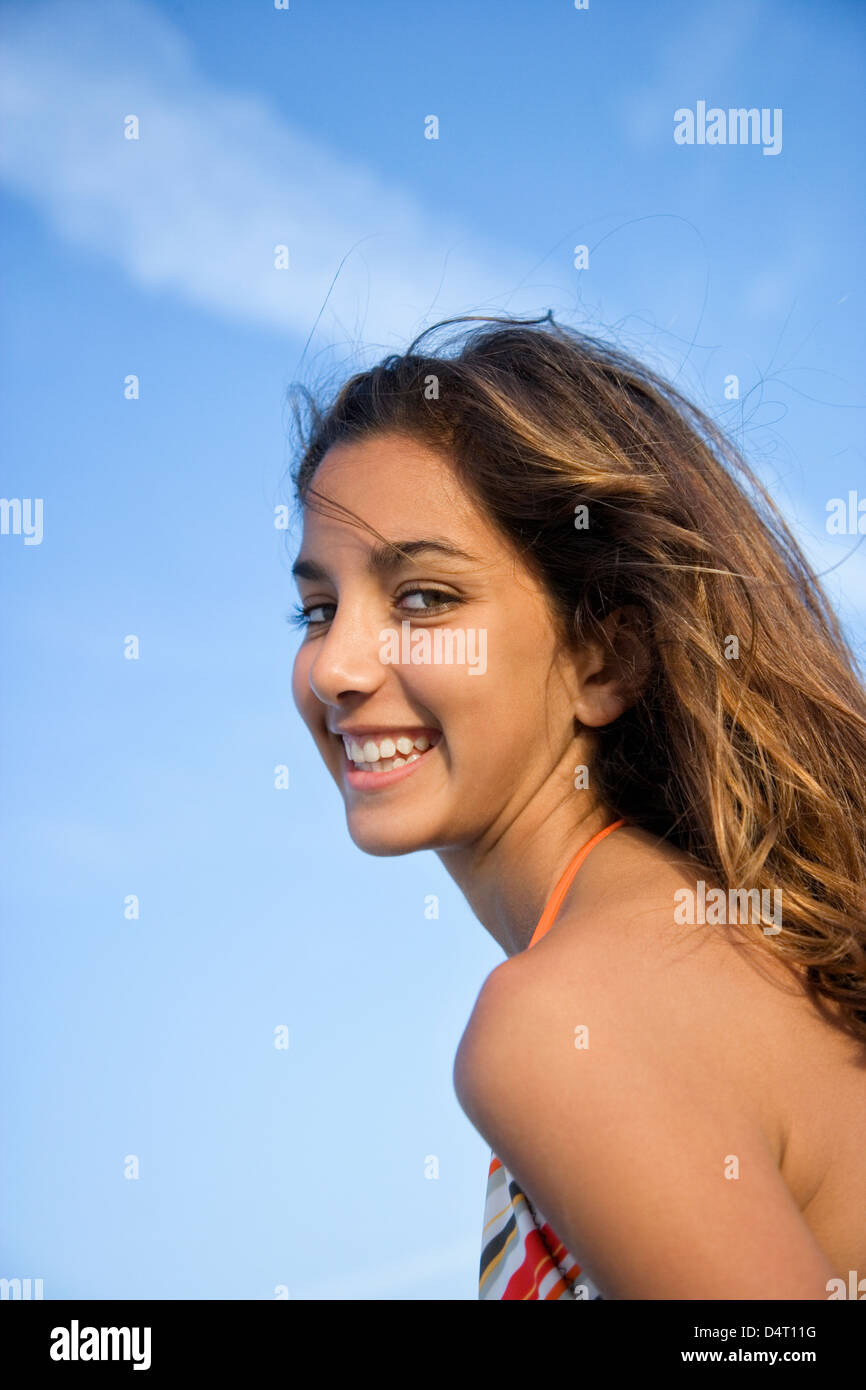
left=0, top=0, right=528, bottom=347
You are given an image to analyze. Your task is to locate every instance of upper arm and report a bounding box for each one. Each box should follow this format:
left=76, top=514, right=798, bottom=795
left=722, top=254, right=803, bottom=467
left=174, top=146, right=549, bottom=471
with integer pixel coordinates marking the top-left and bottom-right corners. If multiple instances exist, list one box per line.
left=454, top=948, right=835, bottom=1300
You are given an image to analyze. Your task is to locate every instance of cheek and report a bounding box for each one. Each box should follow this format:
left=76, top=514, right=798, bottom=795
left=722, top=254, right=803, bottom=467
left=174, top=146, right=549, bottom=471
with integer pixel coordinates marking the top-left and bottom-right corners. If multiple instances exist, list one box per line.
left=291, top=646, right=318, bottom=726
left=419, top=662, right=514, bottom=757
left=458, top=623, right=562, bottom=752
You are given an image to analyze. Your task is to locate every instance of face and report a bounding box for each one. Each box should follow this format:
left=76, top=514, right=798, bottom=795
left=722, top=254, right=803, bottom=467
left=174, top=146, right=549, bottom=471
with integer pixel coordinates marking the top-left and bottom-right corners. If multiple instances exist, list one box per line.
left=290, top=431, right=594, bottom=857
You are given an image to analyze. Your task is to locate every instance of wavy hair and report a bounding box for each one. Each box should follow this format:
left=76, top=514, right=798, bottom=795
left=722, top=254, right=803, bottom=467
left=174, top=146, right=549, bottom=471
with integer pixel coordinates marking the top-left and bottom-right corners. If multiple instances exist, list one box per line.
left=288, top=312, right=866, bottom=1045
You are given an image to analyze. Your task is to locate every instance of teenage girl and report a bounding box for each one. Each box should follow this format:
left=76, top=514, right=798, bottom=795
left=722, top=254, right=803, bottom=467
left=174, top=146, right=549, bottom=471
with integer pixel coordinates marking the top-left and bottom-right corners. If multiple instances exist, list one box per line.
left=288, top=313, right=866, bottom=1299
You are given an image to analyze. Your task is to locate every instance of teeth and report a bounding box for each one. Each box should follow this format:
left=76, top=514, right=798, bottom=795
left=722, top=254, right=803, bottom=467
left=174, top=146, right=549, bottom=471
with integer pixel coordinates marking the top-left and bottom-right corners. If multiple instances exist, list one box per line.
left=341, top=732, right=438, bottom=771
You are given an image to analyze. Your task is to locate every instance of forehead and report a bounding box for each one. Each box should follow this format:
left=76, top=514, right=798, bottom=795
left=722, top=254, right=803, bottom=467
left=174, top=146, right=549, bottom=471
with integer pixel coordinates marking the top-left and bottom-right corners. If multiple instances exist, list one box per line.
left=300, top=431, right=496, bottom=545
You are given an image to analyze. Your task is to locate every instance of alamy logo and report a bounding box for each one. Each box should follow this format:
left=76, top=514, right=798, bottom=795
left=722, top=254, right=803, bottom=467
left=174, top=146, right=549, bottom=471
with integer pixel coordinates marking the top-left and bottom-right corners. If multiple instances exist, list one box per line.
left=0, top=1276, right=43, bottom=1299
left=0, top=497, right=43, bottom=544
left=49, top=1320, right=152, bottom=1371
left=674, top=102, right=782, bottom=156
left=674, top=881, right=782, bottom=935
left=826, top=491, right=866, bottom=535
left=379, top=620, right=487, bottom=675
left=826, top=1270, right=865, bottom=1299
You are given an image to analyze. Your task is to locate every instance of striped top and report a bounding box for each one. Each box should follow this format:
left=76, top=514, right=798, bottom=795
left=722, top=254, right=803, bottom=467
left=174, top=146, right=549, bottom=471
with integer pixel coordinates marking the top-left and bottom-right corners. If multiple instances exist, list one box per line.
left=478, top=817, right=626, bottom=1300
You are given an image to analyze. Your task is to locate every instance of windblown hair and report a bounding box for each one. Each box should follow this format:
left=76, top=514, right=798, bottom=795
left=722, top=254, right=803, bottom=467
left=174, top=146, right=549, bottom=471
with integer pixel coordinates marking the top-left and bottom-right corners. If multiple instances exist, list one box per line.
left=288, top=312, right=866, bottom=1045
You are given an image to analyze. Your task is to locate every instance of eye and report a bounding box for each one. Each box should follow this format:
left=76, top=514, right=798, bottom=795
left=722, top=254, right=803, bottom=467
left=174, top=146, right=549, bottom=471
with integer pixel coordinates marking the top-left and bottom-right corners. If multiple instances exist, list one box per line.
left=286, top=586, right=463, bottom=631
left=286, top=600, right=335, bottom=629
left=395, top=587, right=462, bottom=615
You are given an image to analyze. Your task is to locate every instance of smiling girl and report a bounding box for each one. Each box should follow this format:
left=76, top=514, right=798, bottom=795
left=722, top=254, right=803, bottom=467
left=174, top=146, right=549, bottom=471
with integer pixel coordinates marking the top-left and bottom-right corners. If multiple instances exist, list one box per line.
left=287, top=313, right=866, bottom=1301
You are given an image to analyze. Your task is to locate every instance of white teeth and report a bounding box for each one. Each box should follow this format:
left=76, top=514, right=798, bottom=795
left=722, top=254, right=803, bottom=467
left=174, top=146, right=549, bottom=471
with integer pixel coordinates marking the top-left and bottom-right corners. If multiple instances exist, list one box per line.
left=341, top=731, right=438, bottom=771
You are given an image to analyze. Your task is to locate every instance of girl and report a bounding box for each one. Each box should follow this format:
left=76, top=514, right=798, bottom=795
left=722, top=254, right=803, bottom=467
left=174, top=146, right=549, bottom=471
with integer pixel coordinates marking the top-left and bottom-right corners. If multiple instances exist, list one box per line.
left=287, top=313, right=866, bottom=1300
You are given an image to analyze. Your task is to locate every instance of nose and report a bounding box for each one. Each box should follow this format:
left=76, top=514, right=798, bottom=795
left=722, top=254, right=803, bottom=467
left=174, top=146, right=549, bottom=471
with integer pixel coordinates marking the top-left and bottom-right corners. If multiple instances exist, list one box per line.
left=306, top=605, right=389, bottom=707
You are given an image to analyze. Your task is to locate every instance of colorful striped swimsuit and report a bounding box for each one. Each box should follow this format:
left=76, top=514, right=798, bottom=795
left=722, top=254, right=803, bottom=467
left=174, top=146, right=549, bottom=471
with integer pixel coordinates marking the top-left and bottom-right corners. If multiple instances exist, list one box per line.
left=478, top=817, right=626, bottom=1300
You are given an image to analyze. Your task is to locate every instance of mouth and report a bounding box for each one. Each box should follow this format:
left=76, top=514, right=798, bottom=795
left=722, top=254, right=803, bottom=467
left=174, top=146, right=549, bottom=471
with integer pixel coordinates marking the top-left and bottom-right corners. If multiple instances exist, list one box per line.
left=335, top=728, right=442, bottom=791
left=340, top=729, right=441, bottom=771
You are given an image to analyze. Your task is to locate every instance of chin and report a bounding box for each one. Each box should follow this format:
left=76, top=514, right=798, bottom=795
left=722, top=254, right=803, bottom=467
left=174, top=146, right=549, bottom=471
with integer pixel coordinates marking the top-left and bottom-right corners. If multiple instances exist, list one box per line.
left=344, top=810, right=442, bottom=858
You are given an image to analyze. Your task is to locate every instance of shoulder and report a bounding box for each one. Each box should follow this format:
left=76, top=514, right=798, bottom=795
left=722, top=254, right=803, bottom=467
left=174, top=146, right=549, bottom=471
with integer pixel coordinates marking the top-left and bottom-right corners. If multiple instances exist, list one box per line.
left=456, top=847, right=802, bottom=1135
left=455, top=887, right=776, bottom=1145
left=453, top=855, right=835, bottom=1298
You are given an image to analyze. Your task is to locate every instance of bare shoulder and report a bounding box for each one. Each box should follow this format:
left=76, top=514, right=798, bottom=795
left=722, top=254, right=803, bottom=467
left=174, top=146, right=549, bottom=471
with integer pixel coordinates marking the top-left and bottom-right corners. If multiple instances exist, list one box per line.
left=516, top=826, right=865, bottom=1127
left=452, top=828, right=853, bottom=1296
left=457, top=827, right=809, bottom=1144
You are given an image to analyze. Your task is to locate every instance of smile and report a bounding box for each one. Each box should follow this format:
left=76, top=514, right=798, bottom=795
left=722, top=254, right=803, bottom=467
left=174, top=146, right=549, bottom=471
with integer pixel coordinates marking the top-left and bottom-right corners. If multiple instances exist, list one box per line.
left=341, top=730, right=441, bottom=772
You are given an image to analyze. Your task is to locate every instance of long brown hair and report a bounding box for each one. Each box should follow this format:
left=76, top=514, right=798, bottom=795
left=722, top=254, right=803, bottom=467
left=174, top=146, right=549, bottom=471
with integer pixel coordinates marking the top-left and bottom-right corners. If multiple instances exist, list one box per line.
left=287, top=312, right=866, bottom=1045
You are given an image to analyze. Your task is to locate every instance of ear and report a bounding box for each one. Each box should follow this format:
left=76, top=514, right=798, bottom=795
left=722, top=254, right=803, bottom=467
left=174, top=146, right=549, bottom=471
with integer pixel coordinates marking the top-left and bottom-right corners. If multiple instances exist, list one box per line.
left=571, top=604, right=652, bottom=729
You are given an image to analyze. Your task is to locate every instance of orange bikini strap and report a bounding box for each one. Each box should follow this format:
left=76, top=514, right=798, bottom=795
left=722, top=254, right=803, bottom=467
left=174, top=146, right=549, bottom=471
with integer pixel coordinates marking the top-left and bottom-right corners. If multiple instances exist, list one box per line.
left=527, top=818, right=626, bottom=950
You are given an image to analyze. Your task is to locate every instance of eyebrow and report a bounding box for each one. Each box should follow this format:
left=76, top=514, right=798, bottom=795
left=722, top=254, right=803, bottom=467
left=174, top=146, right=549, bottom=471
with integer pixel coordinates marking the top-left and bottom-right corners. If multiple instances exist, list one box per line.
left=291, top=537, right=482, bottom=583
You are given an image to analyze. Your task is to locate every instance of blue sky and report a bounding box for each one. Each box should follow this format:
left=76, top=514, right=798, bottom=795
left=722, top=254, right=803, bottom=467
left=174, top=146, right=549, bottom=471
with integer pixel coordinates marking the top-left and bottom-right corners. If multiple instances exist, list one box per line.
left=1, top=0, right=864, bottom=1300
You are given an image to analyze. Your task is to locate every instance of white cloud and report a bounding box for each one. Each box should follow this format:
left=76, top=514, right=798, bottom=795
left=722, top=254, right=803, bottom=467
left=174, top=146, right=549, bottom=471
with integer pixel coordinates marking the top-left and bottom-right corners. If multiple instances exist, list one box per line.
left=0, top=0, right=528, bottom=347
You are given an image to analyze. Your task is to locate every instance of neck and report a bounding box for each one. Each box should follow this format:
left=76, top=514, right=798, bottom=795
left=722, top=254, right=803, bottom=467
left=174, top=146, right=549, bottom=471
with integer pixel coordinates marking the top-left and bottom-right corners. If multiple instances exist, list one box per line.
left=437, top=792, right=618, bottom=957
